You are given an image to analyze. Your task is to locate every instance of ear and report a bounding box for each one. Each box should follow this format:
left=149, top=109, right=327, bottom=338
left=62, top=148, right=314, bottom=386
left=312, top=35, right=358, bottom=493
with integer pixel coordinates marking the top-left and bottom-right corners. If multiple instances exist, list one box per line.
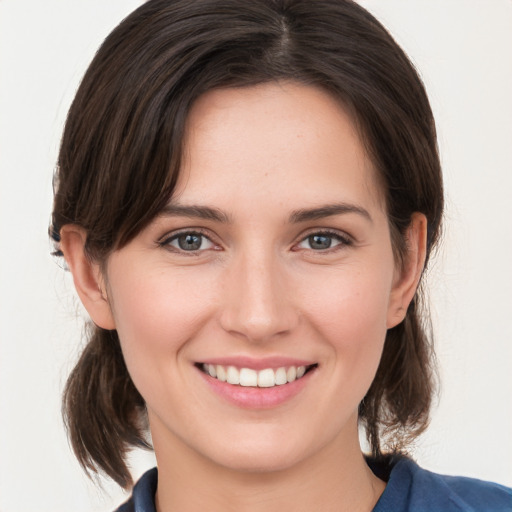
left=387, top=213, right=428, bottom=329
left=59, top=225, right=116, bottom=330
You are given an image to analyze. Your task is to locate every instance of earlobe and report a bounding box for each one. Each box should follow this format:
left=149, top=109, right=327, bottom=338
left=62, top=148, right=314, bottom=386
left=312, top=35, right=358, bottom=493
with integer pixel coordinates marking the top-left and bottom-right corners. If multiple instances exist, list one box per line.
left=387, top=213, right=428, bottom=329
left=59, top=225, right=116, bottom=330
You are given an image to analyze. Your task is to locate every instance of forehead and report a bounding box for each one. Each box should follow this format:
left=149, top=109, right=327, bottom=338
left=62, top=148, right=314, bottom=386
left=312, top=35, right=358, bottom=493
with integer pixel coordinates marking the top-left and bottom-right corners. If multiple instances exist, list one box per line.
left=175, top=82, right=384, bottom=212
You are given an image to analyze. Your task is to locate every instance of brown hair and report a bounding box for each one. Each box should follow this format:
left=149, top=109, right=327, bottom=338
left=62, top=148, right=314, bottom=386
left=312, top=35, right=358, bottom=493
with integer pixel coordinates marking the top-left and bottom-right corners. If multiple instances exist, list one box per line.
left=51, top=0, right=443, bottom=489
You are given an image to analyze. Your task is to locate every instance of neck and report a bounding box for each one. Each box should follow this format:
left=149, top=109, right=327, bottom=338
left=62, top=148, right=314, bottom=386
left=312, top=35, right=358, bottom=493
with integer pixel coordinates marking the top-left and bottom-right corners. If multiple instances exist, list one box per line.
left=152, top=418, right=385, bottom=512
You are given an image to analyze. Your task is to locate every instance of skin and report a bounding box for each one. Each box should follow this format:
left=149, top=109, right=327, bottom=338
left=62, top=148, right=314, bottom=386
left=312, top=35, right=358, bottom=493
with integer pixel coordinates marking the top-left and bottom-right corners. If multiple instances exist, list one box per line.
left=61, top=82, right=427, bottom=512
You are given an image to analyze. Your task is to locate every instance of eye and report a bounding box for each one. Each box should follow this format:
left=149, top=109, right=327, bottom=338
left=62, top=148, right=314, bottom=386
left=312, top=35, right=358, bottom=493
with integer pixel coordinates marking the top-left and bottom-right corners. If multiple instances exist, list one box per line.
left=160, top=231, right=216, bottom=252
left=295, top=231, right=351, bottom=251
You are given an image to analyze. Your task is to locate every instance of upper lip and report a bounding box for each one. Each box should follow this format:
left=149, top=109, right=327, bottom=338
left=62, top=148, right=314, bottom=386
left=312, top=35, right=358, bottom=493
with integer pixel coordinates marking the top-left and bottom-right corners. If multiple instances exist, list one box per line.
left=197, top=356, right=317, bottom=371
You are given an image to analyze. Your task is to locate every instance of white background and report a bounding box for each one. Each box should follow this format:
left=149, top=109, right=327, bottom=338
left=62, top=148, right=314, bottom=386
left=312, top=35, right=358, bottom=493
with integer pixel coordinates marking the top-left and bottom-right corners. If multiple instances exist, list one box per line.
left=1, top=1, right=511, bottom=511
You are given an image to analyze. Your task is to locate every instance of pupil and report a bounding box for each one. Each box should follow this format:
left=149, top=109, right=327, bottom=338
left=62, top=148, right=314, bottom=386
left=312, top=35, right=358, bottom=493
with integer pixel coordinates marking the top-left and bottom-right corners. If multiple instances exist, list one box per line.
left=310, top=234, right=331, bottom=250
left=179, top=234, right=201, bottom=250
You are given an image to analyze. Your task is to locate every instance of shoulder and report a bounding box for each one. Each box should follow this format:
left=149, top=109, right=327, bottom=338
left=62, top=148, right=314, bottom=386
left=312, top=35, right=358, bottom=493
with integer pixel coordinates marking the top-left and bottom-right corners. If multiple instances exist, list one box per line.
left=113, top=467, right=158, bottom=512
left=372, top=455, right=512, bottom=512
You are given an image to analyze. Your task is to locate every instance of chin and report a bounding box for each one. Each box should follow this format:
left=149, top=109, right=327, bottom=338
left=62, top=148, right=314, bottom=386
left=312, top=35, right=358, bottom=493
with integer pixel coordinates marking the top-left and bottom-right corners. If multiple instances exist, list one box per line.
left=214, top=448, right=306, bottom=475
left=197, top=428, right=318, bottom=475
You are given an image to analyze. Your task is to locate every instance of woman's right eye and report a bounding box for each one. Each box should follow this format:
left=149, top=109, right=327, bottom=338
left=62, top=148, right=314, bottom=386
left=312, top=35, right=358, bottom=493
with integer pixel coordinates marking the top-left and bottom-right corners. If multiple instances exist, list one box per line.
left=160, top=232, right=216, bottom=252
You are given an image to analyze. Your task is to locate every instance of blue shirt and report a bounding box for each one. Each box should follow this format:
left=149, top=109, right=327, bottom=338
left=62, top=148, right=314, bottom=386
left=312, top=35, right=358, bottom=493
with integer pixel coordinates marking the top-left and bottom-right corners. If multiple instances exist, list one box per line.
left=115, top=456, right=512, bottom=511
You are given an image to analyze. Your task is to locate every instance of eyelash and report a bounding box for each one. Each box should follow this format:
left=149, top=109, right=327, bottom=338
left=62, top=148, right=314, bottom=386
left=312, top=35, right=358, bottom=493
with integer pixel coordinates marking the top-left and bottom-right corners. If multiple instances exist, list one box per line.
left=158, top=229, right=219, bottom=254
left=293, top=230, right=353, bottom=253
left=157, top=229, right=353, bottom=254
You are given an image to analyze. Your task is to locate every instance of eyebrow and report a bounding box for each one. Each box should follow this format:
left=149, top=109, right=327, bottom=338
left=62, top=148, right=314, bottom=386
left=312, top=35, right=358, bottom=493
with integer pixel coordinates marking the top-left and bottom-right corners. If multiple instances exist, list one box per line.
left=159, top=204, right=232, bottom=223
left=159, top=202, right=372, bottom=224
left=289, top=203, right=372, bottom=223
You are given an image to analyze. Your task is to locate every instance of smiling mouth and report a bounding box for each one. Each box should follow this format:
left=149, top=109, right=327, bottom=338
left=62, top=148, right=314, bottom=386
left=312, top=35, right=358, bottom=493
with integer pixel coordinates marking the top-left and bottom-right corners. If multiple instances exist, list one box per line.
left=197, top=363, right=318, bottom=388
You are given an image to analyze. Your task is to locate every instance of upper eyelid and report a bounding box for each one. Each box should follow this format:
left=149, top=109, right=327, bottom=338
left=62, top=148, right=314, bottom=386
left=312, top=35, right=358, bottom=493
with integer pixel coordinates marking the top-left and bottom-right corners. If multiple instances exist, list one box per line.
left=296, top=227, right=354, bottom=243
left=157, top=229, right=220, bottom=252
left=158, top=230, right=220, bottom=256
left=158, top=227, right=215, bottom=243
left=156, top=226, right=354, bottom=248
left=290, top=230, right=354, bottom=254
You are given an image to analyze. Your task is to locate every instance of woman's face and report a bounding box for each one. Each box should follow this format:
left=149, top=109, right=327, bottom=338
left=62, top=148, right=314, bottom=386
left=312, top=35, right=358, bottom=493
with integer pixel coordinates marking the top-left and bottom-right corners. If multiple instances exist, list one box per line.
left=103, top=83, right=409, bottom=472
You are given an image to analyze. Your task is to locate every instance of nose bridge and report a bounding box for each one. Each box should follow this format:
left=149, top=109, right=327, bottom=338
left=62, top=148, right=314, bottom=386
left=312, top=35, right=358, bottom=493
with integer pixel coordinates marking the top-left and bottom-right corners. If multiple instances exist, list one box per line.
left=220, top=242, right=297, bottom=342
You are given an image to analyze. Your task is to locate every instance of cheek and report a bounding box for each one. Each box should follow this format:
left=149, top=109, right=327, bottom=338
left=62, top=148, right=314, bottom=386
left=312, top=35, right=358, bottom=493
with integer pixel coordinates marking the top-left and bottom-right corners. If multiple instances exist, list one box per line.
left=300, top=265, right=393, bottom=380
left=303, top=263, right=393, bottom=333
left=107, top=265, right=220, bottom=370
left=106, top=265, right=225, bottom=425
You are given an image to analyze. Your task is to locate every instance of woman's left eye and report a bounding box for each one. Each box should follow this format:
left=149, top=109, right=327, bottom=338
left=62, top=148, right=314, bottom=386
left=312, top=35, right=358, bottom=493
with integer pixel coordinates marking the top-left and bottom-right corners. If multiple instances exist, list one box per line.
left=161, top=232, right=215, bottom=252
left=296, top=232, right=351, bottom=251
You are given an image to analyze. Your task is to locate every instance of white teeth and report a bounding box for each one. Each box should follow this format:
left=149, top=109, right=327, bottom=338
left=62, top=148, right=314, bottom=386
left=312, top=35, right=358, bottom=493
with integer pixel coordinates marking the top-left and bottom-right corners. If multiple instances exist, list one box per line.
left=258, top=368, right=275, bottom=388
left=275, top=367, right=287, bottom=385
left=226, top=366, right=240, bottom=385
left=286, top=366, right=297, bottom=383
left=216, top=365, right=226, bottom=382
left=239, top=368, right=258, bottom=387
left=202, top=363, right=313, bottom=388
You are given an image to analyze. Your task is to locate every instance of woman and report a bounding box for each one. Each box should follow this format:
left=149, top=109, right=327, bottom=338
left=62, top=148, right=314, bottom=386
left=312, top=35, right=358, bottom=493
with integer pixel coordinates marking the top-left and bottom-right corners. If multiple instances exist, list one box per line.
left=50, top=0, right=511, bottom=510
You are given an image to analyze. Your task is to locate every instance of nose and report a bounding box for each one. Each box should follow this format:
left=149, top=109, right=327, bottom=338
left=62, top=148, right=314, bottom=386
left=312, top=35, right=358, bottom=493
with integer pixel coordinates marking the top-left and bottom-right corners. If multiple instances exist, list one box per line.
left=219, top=247, right=299, bottom=343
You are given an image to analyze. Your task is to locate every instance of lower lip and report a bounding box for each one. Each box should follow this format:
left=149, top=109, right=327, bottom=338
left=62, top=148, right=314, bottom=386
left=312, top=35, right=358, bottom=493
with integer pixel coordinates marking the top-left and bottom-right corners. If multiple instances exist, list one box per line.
left=197, top=368, right=314, bottom=409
